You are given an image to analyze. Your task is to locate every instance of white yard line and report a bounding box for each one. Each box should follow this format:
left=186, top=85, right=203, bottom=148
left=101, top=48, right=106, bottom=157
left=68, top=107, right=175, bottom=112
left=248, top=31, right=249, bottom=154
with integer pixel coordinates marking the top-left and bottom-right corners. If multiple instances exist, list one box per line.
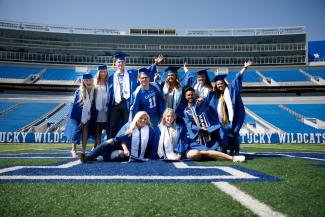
left=0, top=160, right=80, bottom=174
left=212, top=182, right=286, bottom=217
left=246, top=152, right=325, bottom=162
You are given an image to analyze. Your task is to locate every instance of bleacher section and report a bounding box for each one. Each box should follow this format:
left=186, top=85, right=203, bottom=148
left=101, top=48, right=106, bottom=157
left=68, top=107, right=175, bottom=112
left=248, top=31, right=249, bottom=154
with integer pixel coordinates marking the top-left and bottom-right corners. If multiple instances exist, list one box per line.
left=0, top=66, right=40, bottom=79
left=41, top=68, right=82, bottom=80
left=227, top=71, right=262, bottom=82
left=305, top=69, right=325, bottom=80
left=284, top=104, right=325, bottom=121
left=0, top=102, right=16, bottom=112
left=246, top=104, right=324, bottom=133
left=0, top=103, right=58, bottom=132
left=260, top=69, right=309, bottom=82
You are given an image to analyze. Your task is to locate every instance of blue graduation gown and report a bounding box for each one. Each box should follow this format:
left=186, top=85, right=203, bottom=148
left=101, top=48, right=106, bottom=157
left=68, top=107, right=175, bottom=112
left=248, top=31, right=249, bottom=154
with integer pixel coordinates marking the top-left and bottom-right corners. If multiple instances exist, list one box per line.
left=131, top=83, right=166, bottom=124
left=208, top=72, right=245, bottom=150
left=209, top=72, right=245, bottom=134
left=115, top=122, right=156, bottom=159
left=106, top=69, right=139, bottom=114
left=181, top=70, right=197, bottom=88
left=106, top=64, right=158, bottom=117
left=64, top=89, right=96, bottom=144
left=183, top=101, right=221, bottom=151
left=147, top=63, right=158, bottom=82
left=152, top=124, right=189, bottom=159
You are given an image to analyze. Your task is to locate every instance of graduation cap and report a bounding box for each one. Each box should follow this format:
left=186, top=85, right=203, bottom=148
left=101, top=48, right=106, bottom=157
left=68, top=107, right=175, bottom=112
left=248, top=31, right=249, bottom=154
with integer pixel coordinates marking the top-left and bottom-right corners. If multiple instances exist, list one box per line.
left=213, top=74, right=227, bottom=82
left=114, top=53, right=128, bottom=61
left=82, top=73, right=93, bottom=80
left=138, top=67, right=151, bottom=76
left=165, top=66, right=180, bottom=75
left=197, top=69, right=209, bottom=76
left=97, top=65, right=107, bottom=71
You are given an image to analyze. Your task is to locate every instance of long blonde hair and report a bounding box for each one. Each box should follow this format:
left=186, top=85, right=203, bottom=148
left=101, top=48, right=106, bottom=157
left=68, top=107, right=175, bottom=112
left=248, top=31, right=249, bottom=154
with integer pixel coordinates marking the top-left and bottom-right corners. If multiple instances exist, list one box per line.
left=160, top=108, right=176, bottom=127
left=79, top=79, right=95, bottom=104
left=95, top=70, right=108, bottom=87
left=125, top=111, right=152, bottom=136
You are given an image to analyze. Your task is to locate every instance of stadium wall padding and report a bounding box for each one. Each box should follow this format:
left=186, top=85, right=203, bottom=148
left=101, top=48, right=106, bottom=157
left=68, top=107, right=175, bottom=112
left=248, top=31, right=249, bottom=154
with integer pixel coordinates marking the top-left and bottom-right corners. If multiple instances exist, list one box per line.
left=0, top=132, right=324, bottom=144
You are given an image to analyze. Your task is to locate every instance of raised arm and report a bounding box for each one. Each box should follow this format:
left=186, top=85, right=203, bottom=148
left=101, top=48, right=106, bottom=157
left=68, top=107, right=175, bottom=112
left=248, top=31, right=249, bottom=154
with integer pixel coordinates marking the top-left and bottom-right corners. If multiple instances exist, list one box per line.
left=239, top=60, right=253, bottom=76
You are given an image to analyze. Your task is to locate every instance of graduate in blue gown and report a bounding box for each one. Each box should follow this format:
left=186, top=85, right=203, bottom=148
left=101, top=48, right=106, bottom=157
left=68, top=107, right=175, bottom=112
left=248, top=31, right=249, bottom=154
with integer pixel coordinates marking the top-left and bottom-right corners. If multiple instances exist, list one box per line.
left=209, top=60, right=252, bottom=155
left=154, top=66, right=187, bottom=124
left=106, top=53, right=164, bottom=138
left=64, top=73, right=96, bottom=158
left=80, top=111, right=156, bottom=163
left=131, top=68, right=166, bottom=126
left=153, top=108, right=188, bottom=160
left=181, top=63, right=214, bottom=102
left=183, top=87, right=245, bottom=162
left=93, top=65, right=109, bottom=149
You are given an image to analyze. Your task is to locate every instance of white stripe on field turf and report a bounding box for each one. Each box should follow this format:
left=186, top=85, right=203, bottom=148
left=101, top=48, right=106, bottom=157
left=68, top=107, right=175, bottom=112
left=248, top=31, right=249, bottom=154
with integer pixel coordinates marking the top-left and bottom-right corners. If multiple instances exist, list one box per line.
left=212, top=182, right=286, bottom=217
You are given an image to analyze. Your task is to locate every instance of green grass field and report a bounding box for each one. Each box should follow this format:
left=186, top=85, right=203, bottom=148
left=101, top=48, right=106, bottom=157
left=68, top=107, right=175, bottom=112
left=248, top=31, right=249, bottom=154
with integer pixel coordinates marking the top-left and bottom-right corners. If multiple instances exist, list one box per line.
left=0, top=143, right=324, bottom=217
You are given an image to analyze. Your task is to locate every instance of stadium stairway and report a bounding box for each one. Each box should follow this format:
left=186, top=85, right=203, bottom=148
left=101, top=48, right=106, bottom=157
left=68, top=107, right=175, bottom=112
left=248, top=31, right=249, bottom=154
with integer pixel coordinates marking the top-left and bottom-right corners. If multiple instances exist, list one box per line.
left=244, top=107, right=282, bottom=133
left=18, top=103, right=64, bottom=132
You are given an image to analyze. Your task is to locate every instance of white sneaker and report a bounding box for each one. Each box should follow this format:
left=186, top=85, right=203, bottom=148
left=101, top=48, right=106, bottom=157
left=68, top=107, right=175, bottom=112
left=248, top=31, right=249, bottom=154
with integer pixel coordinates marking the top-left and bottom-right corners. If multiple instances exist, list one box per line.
left=233, top=155, right=245, bottom=162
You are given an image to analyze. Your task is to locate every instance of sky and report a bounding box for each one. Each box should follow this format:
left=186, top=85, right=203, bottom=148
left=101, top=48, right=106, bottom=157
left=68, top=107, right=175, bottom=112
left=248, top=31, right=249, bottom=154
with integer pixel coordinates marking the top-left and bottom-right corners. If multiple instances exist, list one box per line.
left=0, top=0, right=324, bottom=41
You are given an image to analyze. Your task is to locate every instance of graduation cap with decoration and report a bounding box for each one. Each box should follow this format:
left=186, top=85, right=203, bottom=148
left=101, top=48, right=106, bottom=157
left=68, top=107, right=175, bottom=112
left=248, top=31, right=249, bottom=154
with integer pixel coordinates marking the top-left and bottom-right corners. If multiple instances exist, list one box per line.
left=82, top=73, right=93, bottom=80
left=138, top=67, right=151, bottom=76
left=97, top=65, right=107, bottom=71
left=165, top=66, right=181, bottom=75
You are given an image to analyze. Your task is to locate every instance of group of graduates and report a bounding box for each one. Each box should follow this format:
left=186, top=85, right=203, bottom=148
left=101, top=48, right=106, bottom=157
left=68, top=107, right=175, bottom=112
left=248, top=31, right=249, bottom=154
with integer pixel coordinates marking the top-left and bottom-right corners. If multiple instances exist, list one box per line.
left=64, top=53, right=252, bottom=163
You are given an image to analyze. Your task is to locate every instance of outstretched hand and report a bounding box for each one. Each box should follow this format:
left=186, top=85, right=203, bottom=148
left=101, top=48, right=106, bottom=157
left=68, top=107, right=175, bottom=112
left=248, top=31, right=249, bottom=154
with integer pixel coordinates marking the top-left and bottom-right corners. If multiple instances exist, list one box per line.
left=155, top=54, right=164, bottom=64
left=183, top=62, right=189, bottom=72
left=244, top=60, right=253, bottom=68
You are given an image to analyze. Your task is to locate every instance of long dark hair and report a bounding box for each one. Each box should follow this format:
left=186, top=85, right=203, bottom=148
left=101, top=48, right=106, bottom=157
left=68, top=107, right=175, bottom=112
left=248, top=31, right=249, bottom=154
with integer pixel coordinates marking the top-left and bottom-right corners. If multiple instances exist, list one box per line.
left=214, top=79, right=228, bottom=98
left=198, top=71, right=213, bottom=90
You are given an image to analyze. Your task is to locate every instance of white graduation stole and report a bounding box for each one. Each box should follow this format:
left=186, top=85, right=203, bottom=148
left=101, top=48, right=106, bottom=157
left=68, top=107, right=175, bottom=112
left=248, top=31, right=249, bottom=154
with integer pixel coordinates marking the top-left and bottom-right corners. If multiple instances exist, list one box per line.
left=217, top=87, right=234, bottom=125
left=81, top=90, right=91, bottom=124
left=113, top=70, right=130, bottom=103
left=131, top=125, right=149, bottom=159
left=158, top=124, right=177, bottom=160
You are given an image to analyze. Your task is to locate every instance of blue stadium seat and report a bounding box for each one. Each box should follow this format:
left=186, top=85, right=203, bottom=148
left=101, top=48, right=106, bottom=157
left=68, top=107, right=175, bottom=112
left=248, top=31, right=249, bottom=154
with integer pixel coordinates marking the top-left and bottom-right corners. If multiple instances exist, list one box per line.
left=41, top=68, right=83, bottom=80
left=0, top=66, right=41, bottom=79
left=0, top=102, right=16, bottom=112
left=244, top=113, right=257, bottom=125
left=260, top=70, right=309, bottom=82
left=227, top=71, right=262, bottom=82
left=246, top=104, right=323, bottom=133
left=284, top=104, right=325, bottom=121
left=304, top=69, right=325, bottom=79
left=0, top=103, right=58, bottom=132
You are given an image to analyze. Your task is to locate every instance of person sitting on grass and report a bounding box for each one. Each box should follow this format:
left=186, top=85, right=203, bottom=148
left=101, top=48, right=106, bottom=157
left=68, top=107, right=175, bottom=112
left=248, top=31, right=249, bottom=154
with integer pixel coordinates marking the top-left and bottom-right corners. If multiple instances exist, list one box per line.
left=183, top=87, right=245, bottom=162
left=79, top=111, right=156, bottom=163
left=153, top=108, right=188, bottom=160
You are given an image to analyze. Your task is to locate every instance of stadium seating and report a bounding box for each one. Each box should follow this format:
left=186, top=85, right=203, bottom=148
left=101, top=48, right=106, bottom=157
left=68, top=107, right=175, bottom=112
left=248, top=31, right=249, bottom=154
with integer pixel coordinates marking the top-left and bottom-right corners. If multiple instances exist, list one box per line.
left=0, top=66, right=41, bottom=79
left=260, top=70, right=309, bottom=82
left=0, top=103, right=59, bottom=132
left=304, top=69, right=325, bottom=79
left=227, top=71, right=262, bottom=82
left=0, top=102, right=16, bottom=112
left=41, top=68, right=83, bottom=80
left=284, top=104, right=325, bottom=121
left=246, top=104, right=324, bottom=133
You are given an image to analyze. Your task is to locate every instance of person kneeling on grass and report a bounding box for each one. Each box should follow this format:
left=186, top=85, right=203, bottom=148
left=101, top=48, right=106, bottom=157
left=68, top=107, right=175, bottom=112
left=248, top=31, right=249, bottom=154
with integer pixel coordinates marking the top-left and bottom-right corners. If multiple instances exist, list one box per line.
left=80, top=111, right=156, bottom=163
left=183, top=87, right=245, bottom=162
